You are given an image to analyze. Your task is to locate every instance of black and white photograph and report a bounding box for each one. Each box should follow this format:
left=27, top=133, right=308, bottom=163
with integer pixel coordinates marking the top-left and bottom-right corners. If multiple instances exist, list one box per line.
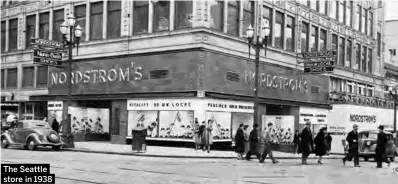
left=1, top=0, right=398, bottom=183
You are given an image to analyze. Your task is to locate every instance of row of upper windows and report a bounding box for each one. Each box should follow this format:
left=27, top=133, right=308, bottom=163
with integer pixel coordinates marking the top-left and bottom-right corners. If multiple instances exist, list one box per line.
left=0, top=66, right=48, bottom=90
left=330, top=77, right=375, bottom=97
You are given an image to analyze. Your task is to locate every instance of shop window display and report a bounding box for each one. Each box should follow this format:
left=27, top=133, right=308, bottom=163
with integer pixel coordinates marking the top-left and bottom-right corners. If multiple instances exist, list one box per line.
left=231, top=113, right=253, bottom=140
left=159, top=111, right=194, bottom=139
left=69, top=107, right=110, bottom=141
left=205, top=111, right=231, bottom=139
left=263, top=115, right=294, bottom=144
left=128, top=110, right=159, bottom=137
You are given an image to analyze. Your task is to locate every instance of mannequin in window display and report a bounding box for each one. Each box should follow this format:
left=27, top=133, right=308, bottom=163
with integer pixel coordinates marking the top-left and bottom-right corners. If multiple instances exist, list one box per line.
left=225, top=128, right=230, bottom=139
left=147, top=122, right=158, bottom=137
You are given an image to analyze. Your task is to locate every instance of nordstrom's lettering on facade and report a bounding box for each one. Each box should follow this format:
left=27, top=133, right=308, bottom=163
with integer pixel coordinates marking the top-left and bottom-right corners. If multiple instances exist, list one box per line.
left=349, top=114, right=377, bottom=123
left=50, top=62, right=143, bottom=85
left=244, top=70, right=309, bottom=92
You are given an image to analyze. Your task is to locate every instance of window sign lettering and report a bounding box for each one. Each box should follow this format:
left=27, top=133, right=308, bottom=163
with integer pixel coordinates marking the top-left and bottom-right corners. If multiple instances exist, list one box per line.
left=349, top=114, right=376, bottom=123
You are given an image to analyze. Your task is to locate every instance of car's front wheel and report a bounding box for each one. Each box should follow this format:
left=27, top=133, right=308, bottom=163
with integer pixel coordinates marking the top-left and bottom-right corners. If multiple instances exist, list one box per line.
left=26, top=138, right=36, bottom=150
left=52, top=146, right=61, bottom=151
left=1, top=137, right=9, bottom=148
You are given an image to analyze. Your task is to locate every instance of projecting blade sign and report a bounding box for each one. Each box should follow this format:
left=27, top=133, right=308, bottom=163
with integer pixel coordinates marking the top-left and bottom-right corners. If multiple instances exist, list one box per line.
left=31, top=38, right=65, bottom=67
left=301, top=50, right=337, bottom=74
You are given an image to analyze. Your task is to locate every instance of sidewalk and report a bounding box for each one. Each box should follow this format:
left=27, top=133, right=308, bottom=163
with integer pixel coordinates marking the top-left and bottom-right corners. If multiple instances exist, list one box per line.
left=63, top=142, right=344, bottom=159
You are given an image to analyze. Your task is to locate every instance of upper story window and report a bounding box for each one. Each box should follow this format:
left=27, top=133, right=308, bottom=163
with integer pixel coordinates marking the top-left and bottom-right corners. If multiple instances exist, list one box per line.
left=39, top=12, right=49, bottom=40
left=1, top=21, right=6, bottom=52
left=368, top=48, right=373, bottom=73
left=275, top=11, right=284, bottom=49
left=107, top=0, right=121, bottom=38
left=332, top=34, right=338, bottom=51
left=329, top=0, right=337, bottom=20
left=310, top=25, right=318, bottom=52
left=90, top=2, right=103, bottom=40
left=310, top=0, right=316, bottom=10
left=286, top=15, right=294, bottom=52
left=263, top=6, right=272, bottom=43
left=377, top=32, right=381, bottom=57
left=153, top=0, right=170, bottom=32
left=133, top=1, right=148, bottom=34
left=175, top=0, right=193, bottom=29
left=367, top=86, right=374, bottom=97
left=301, top=21, right=309, bottom=53
left=338, top=1, right=345, bottom=23
left=37, top=66, right=48, bottom=88
left=75, top=5, right=86, bottom=41
left=361, top=8, right=366, bottom=33
left=1, top=69, right=4, bottom=89
left=346, top=39, right=352, bottom=68
left=320, top=29, right=327, bottom=51
left=319, top=0, right=326, bottom=14
left=9, top=18, right=18, bottom=51
left=227, top=1, right=240, bottom=36
left=22, top=67, right=34, bottom=88
left=298, top=0, right=307, bottom=6
left=356, top=5, right=360, bottom=31
left=209, top=0, right=224, bottom=31
left=355, top=43, right=361, bottom=70
left=6, top=68, right=17, bottom=89
left=361, top=46, right=367, bottom=72
left=26, top=15, right=36, bottom=49
left=53, top=9, right=64, bottom=42
left=346, top=1, right=352, bottom=27
left=368, top=12, right=373, bottom=36
left=242, top=0, right=254, bottom=37
left=338, top=37, right=345, bottom=66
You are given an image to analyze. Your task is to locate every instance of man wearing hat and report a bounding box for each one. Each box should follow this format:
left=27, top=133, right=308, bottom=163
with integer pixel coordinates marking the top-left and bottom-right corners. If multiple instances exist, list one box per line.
left=245, top=124, right=261, bottom=161
left=342, top=124, right=360, bottom=167
left=375, top=125, right=390, bottom=168
left=298, top=121, right=314, bottom=165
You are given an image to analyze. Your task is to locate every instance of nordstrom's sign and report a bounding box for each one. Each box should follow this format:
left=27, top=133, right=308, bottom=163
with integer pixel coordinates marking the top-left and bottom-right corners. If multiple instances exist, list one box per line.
left=244, top=70, right=309, bottom=92
left=50, top=61, right=143, bottom=85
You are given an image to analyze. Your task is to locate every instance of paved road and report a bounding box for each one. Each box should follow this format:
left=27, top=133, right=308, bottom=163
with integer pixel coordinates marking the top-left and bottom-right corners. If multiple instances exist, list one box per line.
left=1, top=147, right=398, bottom=184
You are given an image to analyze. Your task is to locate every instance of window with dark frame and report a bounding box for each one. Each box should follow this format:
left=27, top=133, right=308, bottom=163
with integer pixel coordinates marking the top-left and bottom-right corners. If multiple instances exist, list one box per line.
left=275, top=11, right=284, bottom=49
left=9, top=18, right=18, bottom=51
left=338, top=1, right=345, bottom=23
left=75, top=5, right=86, bottom=42
left=346, top=40, right=352, bottom=68
left=90, top=2, right=103, bottom=40
left=356, top=43, right=361, bottom=70
left=368, top=12, right=373, bottom=36
left=153, top=1, right=170, bottom=32
left=338, top=37, right=345, bottom=66
left=25, top=15, right=36, bottom=49
left=36, top=65, right=48, bottom=88
left=107, top=0, right=121, bottom=38
left=320, top=29, right=327, bottom=51
left=52, top=9, right=64, bottom=42
left=346, top=1, right=352, bottom=27
left=286, top=15, right=294, bottom=52
left=356, top=5, right=360, bottom=31
left=362, top=7, right=366, bottom=33
left=22, top=67, right=34, bottom=88
left=368, top=48, right=372, bottom=73
left=301, top=21, right=309, bottom=53
left=39, top=12, right=49, bottom=40
left=209, top=0, right=224, bottom=31
left=361, top=46, right=367, bottom=72
left=319, top=0, right=326, bottom=14
left=175, top=0, right=193, bottom=29
left=133, top=1, right=148, bottom=34
left=330, top=0, right=337, bottom=19
left=310, top=25, right=318, bottom=52
left=1, top=69, right=4, bottom=89
left=1, top=21, right=6, bottom=52
left=227, top=1, right=240, bottom=36
left=242, top=0, right=254, bottom=37
left=6, top=68, right=17, bottom=89
left=377, top=32, right=381, bottom=56
left=263, top=6, right=272, bottom=44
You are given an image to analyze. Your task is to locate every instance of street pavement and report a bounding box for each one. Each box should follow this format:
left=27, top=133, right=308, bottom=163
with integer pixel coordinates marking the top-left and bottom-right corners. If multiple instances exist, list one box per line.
left=1, top=147, right=398, bottom=184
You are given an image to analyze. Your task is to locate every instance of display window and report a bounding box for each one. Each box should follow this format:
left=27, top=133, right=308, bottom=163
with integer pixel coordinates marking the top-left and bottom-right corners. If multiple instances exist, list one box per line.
left=263, top=115, right=295, bottom=144
left=128, top=110, right=159, bottom=137
left=158, top=110, right=194, bottom=139
left=205, top=111, right=231, bottom=139
left=231, top=112, right=253, bottom=140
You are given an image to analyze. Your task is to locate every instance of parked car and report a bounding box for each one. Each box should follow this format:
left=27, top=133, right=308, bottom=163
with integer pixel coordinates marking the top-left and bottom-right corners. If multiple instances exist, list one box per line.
left=1, top=120, right=64, bottom=151
left=342, top=130, right=397, bottom=162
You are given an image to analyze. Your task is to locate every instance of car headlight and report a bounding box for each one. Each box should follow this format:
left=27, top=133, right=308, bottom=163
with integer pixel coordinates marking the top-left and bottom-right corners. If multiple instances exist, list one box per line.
left=366, top=141, right=371, bottom=146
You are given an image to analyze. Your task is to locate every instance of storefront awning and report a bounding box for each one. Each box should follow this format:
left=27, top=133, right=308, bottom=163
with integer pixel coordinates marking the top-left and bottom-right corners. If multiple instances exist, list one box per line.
left=29, top=91, right=197, bottom=101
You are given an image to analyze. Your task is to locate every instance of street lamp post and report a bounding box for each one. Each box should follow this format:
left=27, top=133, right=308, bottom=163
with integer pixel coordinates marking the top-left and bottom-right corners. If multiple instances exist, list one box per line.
left=389, top=86, right=398, bottom=133
left=245, top=23, right=270, bottom=131
left=59, top=14, right=83, bottom=148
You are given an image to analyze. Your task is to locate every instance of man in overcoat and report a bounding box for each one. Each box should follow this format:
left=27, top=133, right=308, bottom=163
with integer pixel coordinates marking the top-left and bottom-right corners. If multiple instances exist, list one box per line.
left=245, top=124, right=261, bottom=161
left=375, top=125, right=390, bottom=168
left=342, top=124, right=360, bottom=167
left=298, top=121, right=313, bottom=165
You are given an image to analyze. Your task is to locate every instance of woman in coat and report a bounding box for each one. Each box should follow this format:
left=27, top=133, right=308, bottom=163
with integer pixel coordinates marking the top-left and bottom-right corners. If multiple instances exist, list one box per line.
left=243, top=125, right=250, bottom=155
left=235, top=123, right=245, bottom=159
left=203, top=120, right=213, bottom=153
left=193, top=120, right=201, bottom=150
left=314, top=127, right=328, bottom=164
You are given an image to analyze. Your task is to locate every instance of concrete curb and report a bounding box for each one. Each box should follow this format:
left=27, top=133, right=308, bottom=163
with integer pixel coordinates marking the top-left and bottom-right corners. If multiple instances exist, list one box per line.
left=63, top=148, right=344, bottom=160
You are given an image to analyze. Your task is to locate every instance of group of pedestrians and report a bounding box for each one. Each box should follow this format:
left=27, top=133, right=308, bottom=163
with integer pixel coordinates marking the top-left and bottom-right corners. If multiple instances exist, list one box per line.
left=235, top=123, right=279, bottom=163
left=193, top=118, right=213, bottom=153
left=343, top=124, right=391, bottom=168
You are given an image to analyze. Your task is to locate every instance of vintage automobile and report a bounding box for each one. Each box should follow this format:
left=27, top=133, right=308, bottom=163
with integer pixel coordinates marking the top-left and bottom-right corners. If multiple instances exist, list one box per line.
left=1, top=120, right=64, bottom=151
left=342, top=130, right=398, bottom=162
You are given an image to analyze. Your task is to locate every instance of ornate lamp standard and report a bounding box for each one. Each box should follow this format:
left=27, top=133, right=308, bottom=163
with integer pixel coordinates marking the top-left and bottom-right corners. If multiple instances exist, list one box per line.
left=389, top=86, right=398, bottom=133
left=245, top=22, right=270, bottom=130
left=59, top=14, right=83, bottom=148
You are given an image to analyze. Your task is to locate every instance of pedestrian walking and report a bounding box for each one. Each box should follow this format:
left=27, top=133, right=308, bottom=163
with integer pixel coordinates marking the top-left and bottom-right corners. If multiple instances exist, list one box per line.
left=314, top=127, right=328, bottom=165
left=342, top=124, right=360, bottom=167
left=51, top=116, right=60, bottom=133
left=235, top=123, right=245, bottom=160
left=243, top=125, right=250, bottom=155
left=293, top=130, right=300, bottom=154
left=298, top=121, right=314, bottom=165
left=259, top=123, right=278, bottom=164
left=193, top=119, right=201, bottom=150
left=245, top=124, right=261, bottom=161
left=203, top=120, right=213, bottom=153
left=325, top=133, right=332, bottom=152
left=375, top=125, right=390, bottom=168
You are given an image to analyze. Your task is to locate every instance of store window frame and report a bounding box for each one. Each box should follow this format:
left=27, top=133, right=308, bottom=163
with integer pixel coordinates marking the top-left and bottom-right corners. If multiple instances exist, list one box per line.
left=263, top=5, right=272, bottom=44
left=107, top=0, right=122, bottom=38
left=1, top=21, right=6, bottom=52
left=174, top=0, right=193, bottom=30
left=338, top=36, right=345, bottom=66
left=52, top=9, right=64, bottom=42
left=310, top=25, right=318, bottom=52
left=242, top=0, right=254, bottom=37
left=26, top=14, right=36, bottom=49
left=133, top=1, right=149, bottom=34
left=355, top=43, right=361, bottom=70
left=367, top=48, right=372, bottom=74
left=301, top=21, right=309, bottom=53
left=338, top=0, right=345, bottom=23
left=345, top=1, right=352, bottom=27
left=22, top=66, right=34, bottom=88
left=346, top=39, right=352, bottom=68
left=75, top=4, right=87, bottom=42
left=36, top=65, right=48, bottom=89
left=319, top=28, right=327, bottom=51
left=8, top=18, right=18, bottom=51
left=6, top=68, right=17, bottom=89
left=39, top=12, right=50, bottom=40
left=275, top=11, right=284, bottom=49
left=286, top=15, right=295, bottom=52
left=361, top=45, right=367, bottom=72
left=90, top=1, right=104, bottom=41
left=153, top=0, right=170, bottom=32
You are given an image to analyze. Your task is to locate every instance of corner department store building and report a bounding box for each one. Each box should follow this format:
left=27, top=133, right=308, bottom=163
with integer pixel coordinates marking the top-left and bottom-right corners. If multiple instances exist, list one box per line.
left=1, top=0, right=394, bottom=152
